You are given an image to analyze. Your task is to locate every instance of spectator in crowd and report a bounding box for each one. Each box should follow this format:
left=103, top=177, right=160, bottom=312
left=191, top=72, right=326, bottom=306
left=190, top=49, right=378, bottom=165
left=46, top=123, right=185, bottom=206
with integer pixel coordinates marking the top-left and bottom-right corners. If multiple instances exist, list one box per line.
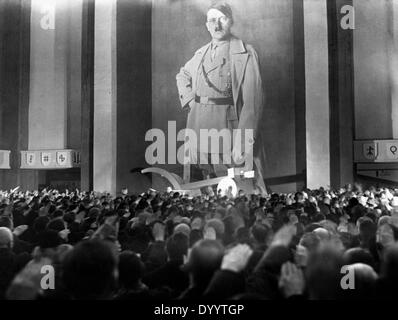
left=62, top=240, right=118, bottom=299
left=143, top=232, right=189, bottom=297
left=179, top=239, right=224, bottom=299
left=0, top=227, right=30, bottom=299
left=115, top=251, right=150, bottom=300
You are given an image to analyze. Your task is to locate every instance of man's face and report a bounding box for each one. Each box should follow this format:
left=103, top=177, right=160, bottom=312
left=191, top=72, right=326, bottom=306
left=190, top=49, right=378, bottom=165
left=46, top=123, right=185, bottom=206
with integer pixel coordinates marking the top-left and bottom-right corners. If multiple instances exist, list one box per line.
left=206, top=9, right=232, bottom=41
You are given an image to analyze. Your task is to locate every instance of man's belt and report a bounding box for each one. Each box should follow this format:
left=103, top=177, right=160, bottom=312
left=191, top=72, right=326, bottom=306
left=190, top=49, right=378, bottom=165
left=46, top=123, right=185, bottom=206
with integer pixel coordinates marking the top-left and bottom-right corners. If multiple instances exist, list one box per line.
left=195, top=95, right=233, bottom=105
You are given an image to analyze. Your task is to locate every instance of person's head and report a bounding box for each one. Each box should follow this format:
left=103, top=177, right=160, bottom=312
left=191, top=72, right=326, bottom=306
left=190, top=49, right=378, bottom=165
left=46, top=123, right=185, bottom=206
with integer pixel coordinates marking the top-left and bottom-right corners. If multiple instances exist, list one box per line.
left=376, top=223, right=397, bottom=249
left=118, top=251, right=145, bottom=290
left=56, top=244, right=73, bottom=263
left=47, top=218, right=66, bottom=233
left=313, top=227, right=330, bottom=242
left=34, top=216, right=50, bottom=233
left=182, top=239, right=224, bottom=288
left=38, top=229, right=62, bottom=249
left=52, top=209, right=64, bottom=219
left=0, top=227, right=14, bottom=249
left=343, top=247, right=376, bottom=270
left=0, top=216, right=13, bottom=230
left=62, top=240, right=118, bottom=299
left=305, top=244, right=344, bottom=299
left=204, top=219, right=225, bottom=240
left=206, top=2, right=233, bottom=41
left=250, top=223, right=272, bottom=245
left=294, top=192, right=304, bottom=204
left=173, top=223, right=191, bottom=238
left=295, top=232, right=321, bottom=267
left=235, top=226, right=250, bottom=244
left=166, top=232, right=189, bottom=261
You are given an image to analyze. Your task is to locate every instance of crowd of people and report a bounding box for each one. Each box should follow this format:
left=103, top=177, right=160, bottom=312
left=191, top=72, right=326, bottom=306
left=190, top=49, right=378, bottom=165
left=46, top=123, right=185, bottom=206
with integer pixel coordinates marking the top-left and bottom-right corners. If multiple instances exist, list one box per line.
left=1, top=183, right=398, bottom=300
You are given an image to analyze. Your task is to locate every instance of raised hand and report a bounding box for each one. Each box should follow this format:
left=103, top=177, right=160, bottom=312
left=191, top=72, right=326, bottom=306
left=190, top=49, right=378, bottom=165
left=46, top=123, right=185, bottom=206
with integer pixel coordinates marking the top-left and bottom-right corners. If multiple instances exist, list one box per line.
left=278, top=261, right=305, bottom=298
left=152, top=222, right=165, bottom=241
left=13, top=225, right=28, bottom=237
left=58, top=229, right=71, bottom=241
left=221, top=244, right=253, bottom=273
left=271, top=224, right=296, bottom=247
left=203, top=226, right=217, bottom=240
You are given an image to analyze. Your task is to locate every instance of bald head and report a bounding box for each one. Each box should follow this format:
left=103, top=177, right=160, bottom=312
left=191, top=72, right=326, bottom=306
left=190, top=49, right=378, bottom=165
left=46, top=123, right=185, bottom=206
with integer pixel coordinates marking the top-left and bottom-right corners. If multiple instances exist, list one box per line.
left=313, top=228, right=330, bottom=241
left=0, top=227, right=13, bottom=249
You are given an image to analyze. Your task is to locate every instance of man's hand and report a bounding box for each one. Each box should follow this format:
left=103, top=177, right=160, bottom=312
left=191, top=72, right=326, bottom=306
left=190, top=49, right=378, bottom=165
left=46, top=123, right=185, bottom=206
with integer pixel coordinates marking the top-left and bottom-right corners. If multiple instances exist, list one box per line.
left=10, top=186, right=20, bottom=194
left=13, top=225, right=28, bottom=237
left=75, top=210, right=86, bottom=223
left=309, top=196, right=317, bottom=205
left=221, top=244, right=253, bottom=273
left=59, top=229, right=71, bottom=241
left=152, top=222, right=165, bottom=241
left=232, top=150, right=245, bottom=166
left=3, top=204, right=13, bottom=217
left=203, top=226, right=216, bottom=240
left=184, top=99, right=195, bottom=113
left=183, top=248, right=192, bottom=265
left=38, top=203, right=51, bottom=217
left=271, top=225, right=296, bottom=247
left=278, top=262, right=305, bottom=298
left=191, top=217, right=202, bottom=231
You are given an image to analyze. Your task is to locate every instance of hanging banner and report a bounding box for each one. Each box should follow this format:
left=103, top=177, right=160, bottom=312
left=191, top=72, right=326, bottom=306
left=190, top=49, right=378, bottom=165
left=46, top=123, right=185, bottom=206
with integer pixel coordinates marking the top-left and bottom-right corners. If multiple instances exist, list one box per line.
left=20, top=149, right=80, bottom=169
left=354, top=140, right=398, bottom=162
left=0, top=150, right=11, bottom=169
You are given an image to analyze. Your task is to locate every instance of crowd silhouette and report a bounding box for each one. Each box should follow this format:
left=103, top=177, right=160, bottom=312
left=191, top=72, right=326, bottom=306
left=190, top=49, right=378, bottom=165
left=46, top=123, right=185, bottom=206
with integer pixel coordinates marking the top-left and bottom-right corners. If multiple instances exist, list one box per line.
left=1, top=183, right=398, bottom=300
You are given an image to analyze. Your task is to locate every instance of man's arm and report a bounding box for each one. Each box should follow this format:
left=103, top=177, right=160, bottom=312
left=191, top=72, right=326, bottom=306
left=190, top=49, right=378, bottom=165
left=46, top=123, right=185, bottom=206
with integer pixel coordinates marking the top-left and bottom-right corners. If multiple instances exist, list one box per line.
left=176, top=56, right=196, bottom=110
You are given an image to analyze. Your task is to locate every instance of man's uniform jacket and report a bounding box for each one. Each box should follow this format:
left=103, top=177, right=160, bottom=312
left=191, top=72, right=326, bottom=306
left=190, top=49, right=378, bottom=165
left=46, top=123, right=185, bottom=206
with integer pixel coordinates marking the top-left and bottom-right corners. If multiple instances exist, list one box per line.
left=176, top=36, right=267, bottom=193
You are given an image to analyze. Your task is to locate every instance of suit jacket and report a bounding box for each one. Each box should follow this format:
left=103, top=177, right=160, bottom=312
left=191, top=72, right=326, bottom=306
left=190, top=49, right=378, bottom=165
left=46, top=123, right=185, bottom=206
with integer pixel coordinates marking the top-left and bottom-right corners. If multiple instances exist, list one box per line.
left=176, top=36, right=267, bottom=193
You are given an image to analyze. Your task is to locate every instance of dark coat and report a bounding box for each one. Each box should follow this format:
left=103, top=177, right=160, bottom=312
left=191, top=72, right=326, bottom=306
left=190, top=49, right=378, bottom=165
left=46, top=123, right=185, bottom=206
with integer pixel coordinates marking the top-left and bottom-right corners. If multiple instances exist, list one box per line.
left=0, top=248, right=30, bottom=299
left=142, top=259, right=189, bottom=297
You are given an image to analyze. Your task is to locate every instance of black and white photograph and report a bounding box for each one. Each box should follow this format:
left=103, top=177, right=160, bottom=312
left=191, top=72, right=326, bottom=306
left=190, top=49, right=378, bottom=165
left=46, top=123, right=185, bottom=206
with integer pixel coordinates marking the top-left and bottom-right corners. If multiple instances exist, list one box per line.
left=1, top=0, right=398, bottom=308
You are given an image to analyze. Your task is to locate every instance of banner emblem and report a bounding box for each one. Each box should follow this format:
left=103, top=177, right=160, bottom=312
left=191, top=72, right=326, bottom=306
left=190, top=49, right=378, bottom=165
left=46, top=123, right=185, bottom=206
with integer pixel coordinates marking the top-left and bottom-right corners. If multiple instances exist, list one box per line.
left=27, top=152, right=36, bottom=166
left=41, top=152, right=52, bottom=166
left=56, top=151, right=68, bottom=166
left=363, top=142, right=378, bottom=160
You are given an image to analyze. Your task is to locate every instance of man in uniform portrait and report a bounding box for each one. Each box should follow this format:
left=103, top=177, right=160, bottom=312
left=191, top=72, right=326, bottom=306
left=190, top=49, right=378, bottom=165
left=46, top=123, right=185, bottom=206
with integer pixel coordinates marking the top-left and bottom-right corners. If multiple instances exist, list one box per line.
left=176, top=1, right=267, bottom=194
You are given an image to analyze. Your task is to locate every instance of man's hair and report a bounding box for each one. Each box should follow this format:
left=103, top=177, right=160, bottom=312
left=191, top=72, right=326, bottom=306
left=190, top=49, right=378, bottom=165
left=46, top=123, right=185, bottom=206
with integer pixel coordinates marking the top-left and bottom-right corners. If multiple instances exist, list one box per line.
left=306, top=244, right=344, bottom=299
left=62, top=240, right=118, bottom=299
left=251, top=223, right=271, bottom=244
left=0, top=216, right=13, bottom=230
left=183, top=239, right=224, bottom=287
left=33, top=216, right=50, bottom=233
left=208, top=1, right=233, bottom=23
left=118, top=250, right=145, bottom=289
left=343, top=247, right=376, bottom=269
left=204, top=219, right=225, bottom=239
left=166, top=232, right=189, bottom=261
